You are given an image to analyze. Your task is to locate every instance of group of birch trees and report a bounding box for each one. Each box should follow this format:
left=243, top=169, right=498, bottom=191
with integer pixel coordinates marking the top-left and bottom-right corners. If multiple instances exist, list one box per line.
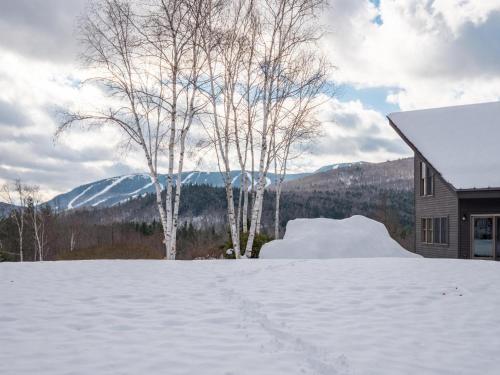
left=61, top=0, right=329, bottom=259
left=1, top=180, right=49, bottom=261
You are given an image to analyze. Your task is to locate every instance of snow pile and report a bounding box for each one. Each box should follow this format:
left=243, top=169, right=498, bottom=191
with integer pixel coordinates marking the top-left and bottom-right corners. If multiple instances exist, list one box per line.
left=260, top=215, right=419, bottom=259
left=2, top=259, right=500, bottom=375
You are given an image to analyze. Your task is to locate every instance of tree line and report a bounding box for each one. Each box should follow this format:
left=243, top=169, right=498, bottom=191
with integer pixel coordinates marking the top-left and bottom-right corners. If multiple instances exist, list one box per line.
left=0, top=182, right=414, bottom=261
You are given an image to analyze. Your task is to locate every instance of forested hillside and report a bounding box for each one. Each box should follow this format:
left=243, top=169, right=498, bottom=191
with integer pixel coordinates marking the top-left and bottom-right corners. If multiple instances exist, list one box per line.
left=1, top=159, right=415, bottom=261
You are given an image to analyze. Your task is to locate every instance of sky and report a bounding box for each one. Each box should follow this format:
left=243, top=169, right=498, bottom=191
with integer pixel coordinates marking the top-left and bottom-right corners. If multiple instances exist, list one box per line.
left=1, top=0, right=500, bottom=199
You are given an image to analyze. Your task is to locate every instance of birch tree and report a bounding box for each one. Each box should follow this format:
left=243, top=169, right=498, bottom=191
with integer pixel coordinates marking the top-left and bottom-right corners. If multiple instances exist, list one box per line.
left=199, top=0, right=256, bottom=258
left=270, top=53, right=329, bottom=239
left=143, top=0, right=206, bottom=259
left=0, top=179, right=28, bottom=262
left=243, top=0, right=327, bottom=256
left=59, top=0, right=204, bottom=259
left=26, top=186, right=48, bottom=261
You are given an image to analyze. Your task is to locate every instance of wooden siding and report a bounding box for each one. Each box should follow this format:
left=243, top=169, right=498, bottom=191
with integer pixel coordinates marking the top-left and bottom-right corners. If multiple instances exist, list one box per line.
left=458, top=198, right=500, bottom=259
left=414, top=154, right=459, bottom=258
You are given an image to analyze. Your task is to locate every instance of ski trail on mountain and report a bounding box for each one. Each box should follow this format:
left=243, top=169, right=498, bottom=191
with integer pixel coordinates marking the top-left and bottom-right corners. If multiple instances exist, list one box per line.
left=67, top=185, right=94, bottom=209
left=182, top=172, right=195, bottom=184
left=129, top=181, right=154, bottom=197
left=76, top=175, right=131, bottom=208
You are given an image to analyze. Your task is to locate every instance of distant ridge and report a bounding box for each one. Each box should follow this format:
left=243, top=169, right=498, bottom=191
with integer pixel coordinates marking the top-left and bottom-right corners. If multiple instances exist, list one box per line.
left=314, top=161, right=366, bottom=173
left=45, top=170, right=309, bottom=211
left=45, top=160, right=409, bottom=211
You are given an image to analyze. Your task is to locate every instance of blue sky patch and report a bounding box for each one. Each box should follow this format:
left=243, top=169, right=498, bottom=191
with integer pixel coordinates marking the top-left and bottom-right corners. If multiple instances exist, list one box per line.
left=336, top=84, right=400, bottom=115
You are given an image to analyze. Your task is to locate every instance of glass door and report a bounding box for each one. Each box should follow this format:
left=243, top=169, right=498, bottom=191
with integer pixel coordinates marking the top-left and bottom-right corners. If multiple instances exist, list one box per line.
left=473, top=217, right=494, bottom=258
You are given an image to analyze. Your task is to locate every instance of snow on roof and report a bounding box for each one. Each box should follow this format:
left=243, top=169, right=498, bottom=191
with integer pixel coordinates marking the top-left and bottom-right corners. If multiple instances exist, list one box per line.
left=388, top=101, right=500, bottom=190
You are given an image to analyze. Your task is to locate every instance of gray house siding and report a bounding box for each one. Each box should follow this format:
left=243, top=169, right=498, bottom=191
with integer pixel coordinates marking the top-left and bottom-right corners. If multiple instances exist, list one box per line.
left=414, top=154, right=459, bottom=258
left=458, top=196, right=500, bottom=259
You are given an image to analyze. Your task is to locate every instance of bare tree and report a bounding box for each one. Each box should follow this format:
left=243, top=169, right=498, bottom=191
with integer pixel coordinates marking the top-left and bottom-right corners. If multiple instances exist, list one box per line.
left=1, top=179, right=29, bottom=261
left=243, top=0, right=328, bottom=256
left=59, top=0, right=205, bottom=259
left=147, top=0, right=207, bottom=258
left=270, top=53, right=329, bottom=239
left=199, top=0, right=256, bottom=258
left=26, top=186, right=48, bottom=261
left=198, top=0, right=329, bottom=256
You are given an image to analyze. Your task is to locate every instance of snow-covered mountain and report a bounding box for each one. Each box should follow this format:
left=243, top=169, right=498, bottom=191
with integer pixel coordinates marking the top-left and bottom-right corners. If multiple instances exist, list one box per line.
left=46, top=170, right=311, bottom=211
left=46, top=160, right=406, bottom=211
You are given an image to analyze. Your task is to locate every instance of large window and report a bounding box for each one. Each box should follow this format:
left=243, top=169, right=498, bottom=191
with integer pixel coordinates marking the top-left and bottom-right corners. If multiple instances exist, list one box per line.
left=421, top=217, right=448, bottom=244
left=420, top=162, right=434, bottom=196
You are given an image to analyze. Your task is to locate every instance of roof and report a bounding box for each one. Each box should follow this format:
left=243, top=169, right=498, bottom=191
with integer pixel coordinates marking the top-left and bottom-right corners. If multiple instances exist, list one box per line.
left=388, top=101, right=500, bottom=191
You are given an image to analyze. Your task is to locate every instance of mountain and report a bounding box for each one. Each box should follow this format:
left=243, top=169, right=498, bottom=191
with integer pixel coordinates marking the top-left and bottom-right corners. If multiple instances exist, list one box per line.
left=46, top=170, right=310, bottom=211
left=282, top=158, right=413, bottom=192
left=46, top=159, right=413, bottom=211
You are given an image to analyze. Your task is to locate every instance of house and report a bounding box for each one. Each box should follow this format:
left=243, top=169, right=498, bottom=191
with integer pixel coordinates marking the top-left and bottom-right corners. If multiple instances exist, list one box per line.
left=388, top=102, right=500, bottom=260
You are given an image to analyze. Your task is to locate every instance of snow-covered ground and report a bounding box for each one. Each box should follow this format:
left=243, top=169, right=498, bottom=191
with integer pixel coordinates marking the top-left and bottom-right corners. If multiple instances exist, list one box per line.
left=2, top=259, right=500, bottom=375
left=260, top=216, right=419, bottom=259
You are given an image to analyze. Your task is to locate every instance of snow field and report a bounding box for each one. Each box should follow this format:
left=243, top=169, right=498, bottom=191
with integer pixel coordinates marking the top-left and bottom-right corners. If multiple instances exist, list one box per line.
left=1, top=259, right=500, bottom=375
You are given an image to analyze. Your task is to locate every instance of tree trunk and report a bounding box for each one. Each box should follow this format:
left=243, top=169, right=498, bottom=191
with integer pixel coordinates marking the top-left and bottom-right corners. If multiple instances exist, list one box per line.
left=242, top=172, right=248, bottom=233
left=274, top=183, right=282, bottom=239
left=70, top=232, right=75, bottom=252
left=237, top=174, right=243, bottom=235
left=18, top=225, right=23, bottom=262
left=244, top=108, right=269, bottom=256
left=170, top=129, right=188, bottom=259
left=32, top=206, right=43, bottom=261
left=245, top=172, right=266, bottom=257
left=150, top=172, right=170, bottom=259
left=225, top=178, right=241, bottom=259
left=165, top=73, right=178, bottom=260
left=256, top=190, right=264, bottom=235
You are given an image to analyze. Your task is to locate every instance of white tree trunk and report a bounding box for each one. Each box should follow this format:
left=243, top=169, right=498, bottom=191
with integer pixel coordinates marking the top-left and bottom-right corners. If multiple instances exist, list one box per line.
left=170, top=129, right=188, bottom=259
left=148, top=171, right=170, bottom=259
left=225, top=178, right=241, bottom=258
left=274, top=183, right=283, bottom=239
left=165, top=74, right=178, bottom=260
left=32, top=206, right=43, bottom=261
left=242, top=172, right=248, bottom=233
left=245, top=172, right=266, bottom=257
left=17, top=225, right=23, bottom=262
left=256, top=190, right=264, bottom=235
left=70, top=232, right=76, bottom=252
left=244, top=93, right=270, bottom=256
left=236, top=175, right=243, bottom=235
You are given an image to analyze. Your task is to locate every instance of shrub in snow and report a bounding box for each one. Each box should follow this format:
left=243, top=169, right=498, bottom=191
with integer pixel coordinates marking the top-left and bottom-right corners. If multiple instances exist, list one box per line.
left=223, top=232, right=271, bottom=259
left=259, top=215, right=420, bottom=259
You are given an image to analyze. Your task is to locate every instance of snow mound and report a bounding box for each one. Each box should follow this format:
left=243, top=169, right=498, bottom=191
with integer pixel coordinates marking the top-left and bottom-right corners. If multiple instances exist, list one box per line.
left=260, top=215, right=420, bottom=259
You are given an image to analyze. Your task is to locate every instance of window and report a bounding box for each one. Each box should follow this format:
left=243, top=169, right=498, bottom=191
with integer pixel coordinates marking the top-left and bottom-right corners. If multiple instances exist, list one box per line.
left=420, top=162, right=434, bottom=196
left=439, top=217, right=448, bottom=244
left=421, top=218, right=433, bottom=243
left=433, top=218, right=441, bottom=243
left=421, top=217, right=448, bottom=244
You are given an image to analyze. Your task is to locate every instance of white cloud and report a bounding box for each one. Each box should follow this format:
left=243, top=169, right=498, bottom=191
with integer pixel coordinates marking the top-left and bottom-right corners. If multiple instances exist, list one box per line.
left=323, top=0, right=500, bottom=109
left=287, top=98, right=412, bottom=173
